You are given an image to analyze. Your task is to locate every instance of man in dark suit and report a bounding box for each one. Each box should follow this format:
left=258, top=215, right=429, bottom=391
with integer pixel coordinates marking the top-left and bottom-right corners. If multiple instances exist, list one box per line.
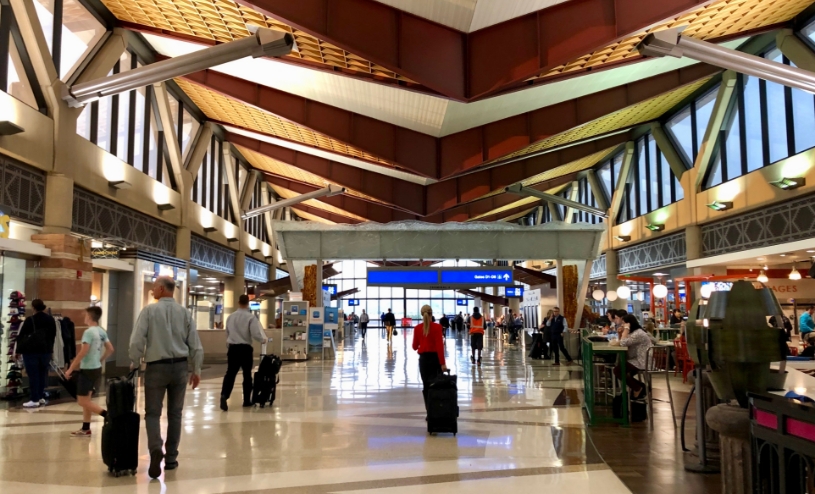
left=550, top=307, right=573, bottom=366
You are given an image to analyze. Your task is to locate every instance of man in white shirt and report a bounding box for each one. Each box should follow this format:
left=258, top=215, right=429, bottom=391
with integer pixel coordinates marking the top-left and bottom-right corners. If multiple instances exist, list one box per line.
left=129, top=276, right=203, bottom=479
left=220, top=294, right=267, bottom=412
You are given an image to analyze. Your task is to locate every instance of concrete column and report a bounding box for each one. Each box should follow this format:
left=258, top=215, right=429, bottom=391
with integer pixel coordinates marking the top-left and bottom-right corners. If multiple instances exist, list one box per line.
left=491, top=286, right=501, bottom=320
left=224, top=251, right=246, bottom=319
left=686, top=225, right=702, bottom=261
left=556, top=259, right=564, bottom=309
left=605, top=250, right=625, bottom=310
left=43, top=174, right=74, bottom=234
left=176, top=226, right=191, bottom=260
left=31, top=234, right=93, bottom=337
left=509, top=298, right=520, bottom=317
left=481, top=294, right=490, bottom=321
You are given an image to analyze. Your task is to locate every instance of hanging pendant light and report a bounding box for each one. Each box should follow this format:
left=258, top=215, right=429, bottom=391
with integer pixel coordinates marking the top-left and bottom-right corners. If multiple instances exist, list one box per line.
left=757, top=270, right=769, bottom=283
left=616, top=285, right=631, bottom=299
left=700, top=284, right=714, bottom=299
left=606, top=291, right=618, bottom=302
left=592, top=288, right=606, bottom=301
left=789, top=263, right=802, bottom=281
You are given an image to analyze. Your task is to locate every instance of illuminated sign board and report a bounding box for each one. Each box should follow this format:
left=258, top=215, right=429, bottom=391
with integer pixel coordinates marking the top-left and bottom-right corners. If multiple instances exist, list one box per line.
left=322, top=284, right=338, bottom=295
left=456, top=299, right=468, bottom=306
left=505, top=287, right=524, bottom=298
left=347, top=299, right=360, bottom=306
left=367, top=267, right=513, bottom=288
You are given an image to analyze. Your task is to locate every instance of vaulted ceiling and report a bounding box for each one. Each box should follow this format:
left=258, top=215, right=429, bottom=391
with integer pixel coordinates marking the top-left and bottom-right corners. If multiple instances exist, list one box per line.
left=99, top=0, right=815, bottom=224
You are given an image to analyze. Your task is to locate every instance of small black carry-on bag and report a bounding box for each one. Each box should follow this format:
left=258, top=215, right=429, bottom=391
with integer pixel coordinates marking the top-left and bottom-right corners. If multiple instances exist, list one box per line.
left=252, top=354, right=282, bottom=408
left=529, top=333, right=544, bottom=360
left=427, top=371, right=458, bottom=436
left=102, top=370, right=140, bottom=477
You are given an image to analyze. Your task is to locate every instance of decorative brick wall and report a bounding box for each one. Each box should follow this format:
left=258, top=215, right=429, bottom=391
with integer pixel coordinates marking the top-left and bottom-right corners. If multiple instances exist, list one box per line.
left=31, top=234, right=93, bottom=337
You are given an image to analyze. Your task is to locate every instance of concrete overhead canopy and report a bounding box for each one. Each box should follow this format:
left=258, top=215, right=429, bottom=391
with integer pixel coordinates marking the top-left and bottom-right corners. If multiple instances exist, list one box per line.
left=272, top=221, right=604, bottom=261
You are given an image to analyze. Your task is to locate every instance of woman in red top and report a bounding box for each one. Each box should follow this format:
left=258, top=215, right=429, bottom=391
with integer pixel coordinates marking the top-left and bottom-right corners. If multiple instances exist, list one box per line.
left=412, top=304, right=447, bottom=411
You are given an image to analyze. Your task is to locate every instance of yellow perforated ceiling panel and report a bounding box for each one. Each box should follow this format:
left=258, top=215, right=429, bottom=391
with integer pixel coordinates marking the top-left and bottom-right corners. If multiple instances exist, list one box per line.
left=290, top=208, right=335, bottom=224
left=494, top=78, right=708, bottom=163
left=522, top=146, right=617, bottom=187
left=235, top=145, right=389, bottom=208
left=535, top=0, right=811, bottom=80
left=178, top=79, right=395, bottom=167
left=269, top=184, right=367, bottom=222
left=468, top=183, right=571, bottom=222
left=101, top=0, right=413, bottom=82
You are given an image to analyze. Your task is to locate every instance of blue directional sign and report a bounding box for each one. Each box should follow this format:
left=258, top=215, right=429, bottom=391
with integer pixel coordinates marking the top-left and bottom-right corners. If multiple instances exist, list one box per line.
left=322, top=284, right=338, bottom=295
left=367, top=269, right=439, bottom=285
left=440, top=269, right=513, bottom=285
left=347, top=299, right=360, bottom=306
left=505, top=287, right=524, bottom=298
left=456, top=299, right=469, bottom=306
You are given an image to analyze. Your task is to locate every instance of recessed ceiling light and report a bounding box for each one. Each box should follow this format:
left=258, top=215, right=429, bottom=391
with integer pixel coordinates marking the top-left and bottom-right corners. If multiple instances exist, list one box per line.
left=780, top=254, right=786, bottom=257
left=807, top=250, right=815, bottom=253
left=757, top=257, right=766, bottom=261
left=653, top=272, right=667, bottom=276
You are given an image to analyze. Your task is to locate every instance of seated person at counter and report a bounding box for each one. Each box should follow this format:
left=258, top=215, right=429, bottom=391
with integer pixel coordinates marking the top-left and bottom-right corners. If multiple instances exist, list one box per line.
left=670, top=309, right=684, bottom=326
left=612, top=315, right=652, bottom=400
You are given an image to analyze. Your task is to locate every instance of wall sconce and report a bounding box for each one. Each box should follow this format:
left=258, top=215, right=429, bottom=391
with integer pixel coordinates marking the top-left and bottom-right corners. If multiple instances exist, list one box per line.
left=614, top=235, right=631, bottom=242
left=157, top=203, right=175, bottom=211
left=645, top=223, right=665, bottom=232
left=203, top=226, right=217, bottom=233
left=108, top=180, right=132, bottom=190
left=227, top=236, right=239, bottom=243
left=0, top=121, right=25, bottom=136
left=707, top=200, right=733, bottom=211
left=770, top=177, right=805, bottom=190
left=251, top=248, right=261, bottom=253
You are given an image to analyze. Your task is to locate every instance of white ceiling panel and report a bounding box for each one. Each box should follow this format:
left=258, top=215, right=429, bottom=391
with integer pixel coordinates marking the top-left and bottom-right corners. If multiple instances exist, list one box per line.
left=372, top=0, right=478, bottom=32
left=226, top=126, right=436, bottom=186
left=469, top=0, right=570, bottom=32
left=143, top=33, right=449, bottom=136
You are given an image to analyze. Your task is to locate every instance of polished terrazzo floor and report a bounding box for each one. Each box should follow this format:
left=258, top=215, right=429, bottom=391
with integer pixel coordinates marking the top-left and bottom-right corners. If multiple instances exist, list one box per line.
left=0, top=328, right=632, bottom=493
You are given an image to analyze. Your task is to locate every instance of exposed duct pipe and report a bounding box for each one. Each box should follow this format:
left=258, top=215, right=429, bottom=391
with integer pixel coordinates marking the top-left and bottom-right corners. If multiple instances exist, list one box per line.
left=63, top=29, right=294, bottom=107
left=637, top=28, right=815, bottom=94
left=242, top=184, right=345, bottom=220
left=504, top=183, right=608, bottom=219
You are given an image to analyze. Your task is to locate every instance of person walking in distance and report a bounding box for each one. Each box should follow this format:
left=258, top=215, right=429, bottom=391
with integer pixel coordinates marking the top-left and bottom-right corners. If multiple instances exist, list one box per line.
left=469, top=307, right=485, bottom=365
left=129, top=276, right=204, bottom=479
left=16, top=299, right=57, bottom=408
left=384, top=308, right=396, bottom=344
left=549, top=307, right=573, bottom=366
left=412, top=305, right=447, bottom=413
left=64, top=306, right=114, bottom=436
left=359, top=309, right=369, bottom=339
left=439, top=314, right=450, bottom=338
left=220, top=295, right=267, bottom=412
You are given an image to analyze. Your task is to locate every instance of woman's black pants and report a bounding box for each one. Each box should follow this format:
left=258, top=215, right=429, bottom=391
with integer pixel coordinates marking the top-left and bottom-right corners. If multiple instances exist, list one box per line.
left=419, top=352, right=442, bottom=410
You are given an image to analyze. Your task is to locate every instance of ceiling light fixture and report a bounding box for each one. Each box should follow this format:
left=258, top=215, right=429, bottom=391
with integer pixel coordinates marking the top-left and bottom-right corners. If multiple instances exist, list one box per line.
left=606, top=291, right=618, bottom=301
left=157, top=203, right=175, bottom=211
left=645, top=223, right=665, bottom=232
left=770, top=177, right=805, bottom=190
left=700, top=284, right=714, bottom=299
left=653, top=283, right=668, bottom=299
left=616, top=285, right=631, bottom=299
left=614, top=235, right=631, bottom=242
left=757, top=270, right=769, bottom=283
left=203, top=227, right=217, bottom=233
left=592, top=289, right=605, bottom=301
left=707, top=200, right=733, bottom=211
left=108, top=180, right=132, bottom=190
left=789, top=263, right=802, bottom=281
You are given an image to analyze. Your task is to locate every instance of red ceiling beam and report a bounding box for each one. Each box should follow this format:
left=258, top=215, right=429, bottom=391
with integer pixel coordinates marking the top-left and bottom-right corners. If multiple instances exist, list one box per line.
left=266, top=176, right=419, bottom=223
left=436, top=63, right=718, bottom=178
left=426, top=132, right=629, bottom=215
left=198, top=64, right=713, bottom=182
left=124, top=22, right=442, bottom=97
left=227, top=131, right=426, bottom=216
left=182, top=69, right=438, bottom=178
left=289, top=204, right=361, bottom=224
left=239, top=0, right=706, bottom=101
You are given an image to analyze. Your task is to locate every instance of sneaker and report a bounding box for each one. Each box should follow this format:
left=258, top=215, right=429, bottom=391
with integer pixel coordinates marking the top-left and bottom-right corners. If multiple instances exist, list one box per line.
left=22, top=400, right=40, bottom=408
left=70, top=429, right=92, bottom=437
left=39, top=399, right=47, bottom=406
left=148, top=451, right=163, bottom=479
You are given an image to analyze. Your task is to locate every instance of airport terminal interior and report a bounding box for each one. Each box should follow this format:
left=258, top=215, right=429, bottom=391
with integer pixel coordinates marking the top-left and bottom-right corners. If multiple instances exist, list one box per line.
left=3, top=0, right=815, bottom=492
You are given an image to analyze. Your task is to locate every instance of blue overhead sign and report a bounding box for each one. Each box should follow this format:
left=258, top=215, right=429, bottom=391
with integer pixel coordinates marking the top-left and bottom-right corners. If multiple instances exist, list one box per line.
left=505, top=287, right=524, bottom=298
left=367, top=269, right=439, bottom=285
left=456, top=299, right=469, bottom=306
left=322, top=284, right=338, bottom=295
left=367, top=267, right=513, bottom=288
left=347, top=299, right=360, bottom=306
left=440, top=269, right=512, bottom=285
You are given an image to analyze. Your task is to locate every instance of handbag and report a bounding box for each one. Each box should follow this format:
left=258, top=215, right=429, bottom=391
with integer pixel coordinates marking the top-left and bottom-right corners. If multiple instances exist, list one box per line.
left=392, top=329, right=398, bottom=336
left=16, top=317, right=44, bottom=354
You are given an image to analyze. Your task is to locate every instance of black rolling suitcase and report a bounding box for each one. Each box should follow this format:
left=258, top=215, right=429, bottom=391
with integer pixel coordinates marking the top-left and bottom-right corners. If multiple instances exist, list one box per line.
left=427, top=371, right=458, bottom=436
left=252, top=354, right=282, bottom=408
left=102, top=370, right=140, bottom=477
left=529, top=333, right=544, bottom=359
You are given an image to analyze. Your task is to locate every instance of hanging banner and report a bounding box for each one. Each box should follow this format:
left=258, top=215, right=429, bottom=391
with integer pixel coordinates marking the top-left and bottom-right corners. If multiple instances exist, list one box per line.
left=308, top=307, right=324, bottom=354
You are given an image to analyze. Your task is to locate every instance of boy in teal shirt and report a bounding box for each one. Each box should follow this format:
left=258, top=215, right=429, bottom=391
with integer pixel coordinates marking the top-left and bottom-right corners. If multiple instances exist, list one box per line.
left=65, top=306, right=115, bottom=436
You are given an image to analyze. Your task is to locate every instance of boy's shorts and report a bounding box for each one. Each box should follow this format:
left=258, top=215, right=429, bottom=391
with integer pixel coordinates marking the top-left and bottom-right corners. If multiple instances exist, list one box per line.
left=77, top=368, right=102, bottom=396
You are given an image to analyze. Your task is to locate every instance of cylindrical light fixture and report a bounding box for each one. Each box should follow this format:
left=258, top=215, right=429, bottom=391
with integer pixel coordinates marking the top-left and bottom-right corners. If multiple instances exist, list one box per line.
left=700, top=284, right=714, bottom=299
left=606, top=291, right=618, bottom=302
left=757, top=270, right=769, bottom=283
left=617, top=285, right=631, bottom=299
left=653, top=284, right=668, bottom=299
left=592, top=289, right=605, bottom=301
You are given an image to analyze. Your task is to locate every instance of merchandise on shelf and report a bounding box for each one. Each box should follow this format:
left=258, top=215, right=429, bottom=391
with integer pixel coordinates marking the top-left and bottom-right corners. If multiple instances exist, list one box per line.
left=1, top=291, right=26, bottom=398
